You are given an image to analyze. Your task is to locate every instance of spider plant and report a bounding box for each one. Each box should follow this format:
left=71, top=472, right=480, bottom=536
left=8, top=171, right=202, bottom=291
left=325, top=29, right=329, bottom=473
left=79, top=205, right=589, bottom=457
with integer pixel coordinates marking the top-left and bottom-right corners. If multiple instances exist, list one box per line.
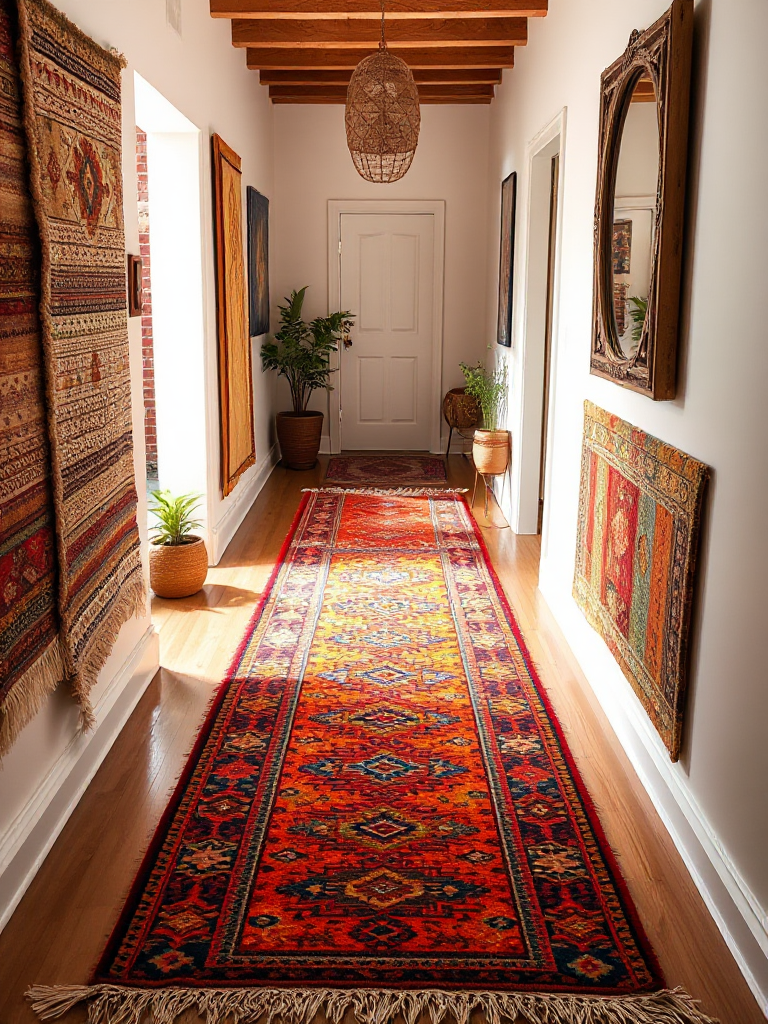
left=149, top=491, right=203, bottom=546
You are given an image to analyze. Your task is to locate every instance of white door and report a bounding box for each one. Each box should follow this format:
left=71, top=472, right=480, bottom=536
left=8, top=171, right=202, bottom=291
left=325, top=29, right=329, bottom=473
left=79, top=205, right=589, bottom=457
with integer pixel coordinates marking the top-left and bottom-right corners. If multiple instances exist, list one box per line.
left=339, top=213, right=435, bottom=450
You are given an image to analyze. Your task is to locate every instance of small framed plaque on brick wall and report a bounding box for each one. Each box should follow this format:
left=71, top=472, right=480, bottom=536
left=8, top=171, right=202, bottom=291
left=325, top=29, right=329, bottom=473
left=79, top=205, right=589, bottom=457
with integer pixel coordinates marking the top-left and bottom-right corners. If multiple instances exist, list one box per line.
left=127, top=255, right=143, bottom=317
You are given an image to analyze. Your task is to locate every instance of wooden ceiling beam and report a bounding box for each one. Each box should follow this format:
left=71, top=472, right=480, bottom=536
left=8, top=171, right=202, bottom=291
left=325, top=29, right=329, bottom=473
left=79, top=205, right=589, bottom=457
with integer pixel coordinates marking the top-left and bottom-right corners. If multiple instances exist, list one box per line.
left=269, top=83, right=494, bottom=102
left=247, top=45, right=514, bottom=68
left=258, top=67, right=503, bottom=84
left=271, top=94, right=492, bottom=102
left=214, top=0, right=545, bottom=18
left=631, top=78, right=656, bottom=102
left=234, top=17, right=526, bottom=46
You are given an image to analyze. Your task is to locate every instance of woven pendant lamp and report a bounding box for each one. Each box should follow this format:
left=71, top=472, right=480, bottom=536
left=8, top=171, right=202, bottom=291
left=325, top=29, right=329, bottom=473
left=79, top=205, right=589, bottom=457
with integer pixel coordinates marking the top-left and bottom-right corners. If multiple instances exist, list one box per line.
left=345, top=0, right=420, bottom=183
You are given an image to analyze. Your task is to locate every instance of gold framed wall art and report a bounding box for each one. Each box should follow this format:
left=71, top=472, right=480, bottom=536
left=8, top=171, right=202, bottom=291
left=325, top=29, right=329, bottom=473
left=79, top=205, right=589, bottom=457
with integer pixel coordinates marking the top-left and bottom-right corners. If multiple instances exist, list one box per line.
left=212, top=134, right=256, bottom=496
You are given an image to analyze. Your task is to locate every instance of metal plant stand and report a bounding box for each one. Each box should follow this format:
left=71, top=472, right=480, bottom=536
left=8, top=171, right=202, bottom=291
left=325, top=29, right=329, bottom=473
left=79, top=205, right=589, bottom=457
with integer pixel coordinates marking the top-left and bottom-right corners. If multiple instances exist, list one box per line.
left=471, top=437, right=511, bottom=529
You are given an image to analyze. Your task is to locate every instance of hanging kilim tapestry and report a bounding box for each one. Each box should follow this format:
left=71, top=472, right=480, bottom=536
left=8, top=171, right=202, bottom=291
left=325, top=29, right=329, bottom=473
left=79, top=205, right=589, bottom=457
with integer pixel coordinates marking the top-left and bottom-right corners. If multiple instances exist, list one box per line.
left=15, top=0, right=144, bottom=722
left=325, top=454, right=448, bottom=487
left=30, top=490, right=715, bottom=1024
left=573, top=402, right=709, bottom=761
left=0, top=0, right=63, bottom=755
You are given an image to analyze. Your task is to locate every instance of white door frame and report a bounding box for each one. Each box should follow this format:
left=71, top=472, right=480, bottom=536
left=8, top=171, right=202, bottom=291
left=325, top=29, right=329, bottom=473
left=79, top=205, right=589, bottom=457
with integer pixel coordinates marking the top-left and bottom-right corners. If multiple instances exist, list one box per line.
left=327, top=199, right=446, bottom=454
left=511, top=108, right=567, bottom=536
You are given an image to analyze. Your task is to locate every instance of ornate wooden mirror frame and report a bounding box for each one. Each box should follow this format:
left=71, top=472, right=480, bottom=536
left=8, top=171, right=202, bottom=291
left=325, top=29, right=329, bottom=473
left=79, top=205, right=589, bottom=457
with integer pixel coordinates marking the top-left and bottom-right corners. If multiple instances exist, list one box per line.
left=591, top=0, right=693, bottom=400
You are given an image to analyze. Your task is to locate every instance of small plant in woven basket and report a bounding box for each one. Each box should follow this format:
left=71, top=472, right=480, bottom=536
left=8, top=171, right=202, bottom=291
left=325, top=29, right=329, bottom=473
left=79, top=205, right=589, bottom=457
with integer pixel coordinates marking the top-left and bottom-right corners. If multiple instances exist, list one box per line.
left=261, top=287, right=355, bottom=470
left=148, top=491, right=208, bottom=599
left=459, top=360, right=510, bottom=477
left=459, top=360, right=508, bottom=431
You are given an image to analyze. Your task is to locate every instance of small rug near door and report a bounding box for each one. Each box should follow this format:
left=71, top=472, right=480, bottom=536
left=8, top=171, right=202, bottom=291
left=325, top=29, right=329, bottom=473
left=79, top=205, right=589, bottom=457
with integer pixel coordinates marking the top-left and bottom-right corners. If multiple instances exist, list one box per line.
left=29, top=491, right=716, bottom=1024
left=325, top=454, right=447, bottom=486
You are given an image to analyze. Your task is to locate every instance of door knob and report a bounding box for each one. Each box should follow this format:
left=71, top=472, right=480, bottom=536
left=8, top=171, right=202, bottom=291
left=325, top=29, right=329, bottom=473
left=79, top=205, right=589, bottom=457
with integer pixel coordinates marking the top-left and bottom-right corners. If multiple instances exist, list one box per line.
left=343, top=335, right=353, bottom=349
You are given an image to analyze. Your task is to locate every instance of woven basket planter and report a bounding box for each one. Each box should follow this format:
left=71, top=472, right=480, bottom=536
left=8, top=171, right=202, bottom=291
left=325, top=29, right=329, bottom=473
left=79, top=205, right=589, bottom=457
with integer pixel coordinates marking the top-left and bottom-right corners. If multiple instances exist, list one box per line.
left=473, top=429, right=510, bottom=476
left=149, top=536, right=208, bottom=599
left=442, top=387, right=480, bottom=430
left=277, top=411, right=324, bottom=471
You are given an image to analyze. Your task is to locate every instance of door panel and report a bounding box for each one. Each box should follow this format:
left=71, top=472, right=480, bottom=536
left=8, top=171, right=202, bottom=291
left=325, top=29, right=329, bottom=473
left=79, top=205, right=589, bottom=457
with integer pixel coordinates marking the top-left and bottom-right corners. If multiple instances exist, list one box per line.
left=358, top=357, right=384, bottom=421
left=390, top=234, right=419, bottom=332
left=340, top=213, right=434, bottom=450
left=358, top=233, right=386, bottom=331
left=390, top=357, right=417, bottom=422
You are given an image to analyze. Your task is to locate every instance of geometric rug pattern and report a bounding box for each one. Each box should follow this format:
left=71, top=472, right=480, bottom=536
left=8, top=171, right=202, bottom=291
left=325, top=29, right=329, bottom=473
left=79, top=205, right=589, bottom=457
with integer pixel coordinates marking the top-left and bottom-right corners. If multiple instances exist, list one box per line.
left=325, top=454, right=447, bottom=487
left=30, top=491, right=714, bottom=1024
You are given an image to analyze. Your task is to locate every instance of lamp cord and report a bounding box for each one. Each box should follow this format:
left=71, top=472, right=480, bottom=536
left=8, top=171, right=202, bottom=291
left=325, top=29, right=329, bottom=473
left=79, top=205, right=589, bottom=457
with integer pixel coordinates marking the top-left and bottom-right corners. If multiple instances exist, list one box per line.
left=379, top=0, right=386, bottom=49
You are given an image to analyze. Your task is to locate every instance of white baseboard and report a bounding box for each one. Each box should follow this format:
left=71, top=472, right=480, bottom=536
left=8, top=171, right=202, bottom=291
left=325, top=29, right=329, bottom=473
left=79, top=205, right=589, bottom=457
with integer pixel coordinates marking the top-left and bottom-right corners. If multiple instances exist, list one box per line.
left=0, top=626, right=160, bottom=933
left=440, top=431, right=475, bottom=456
left=209, top=444, right=279, bottom=565
left=323, top=436, right=468, bottom=457
left=538, top=573, right=768, bottom=1015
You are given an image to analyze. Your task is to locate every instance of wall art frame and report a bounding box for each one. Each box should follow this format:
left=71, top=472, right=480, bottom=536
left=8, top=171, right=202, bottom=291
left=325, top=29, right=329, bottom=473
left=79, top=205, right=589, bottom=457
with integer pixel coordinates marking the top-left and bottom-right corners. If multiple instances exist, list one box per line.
left=590, top=0, right=693, bottom=400
left=496, top=171, right=517, bottom=348
left=212, top=133, right=256, bottom=497
left=127, top=254, right=143, bottom=317
left=246, top=186, right=269, bottom=338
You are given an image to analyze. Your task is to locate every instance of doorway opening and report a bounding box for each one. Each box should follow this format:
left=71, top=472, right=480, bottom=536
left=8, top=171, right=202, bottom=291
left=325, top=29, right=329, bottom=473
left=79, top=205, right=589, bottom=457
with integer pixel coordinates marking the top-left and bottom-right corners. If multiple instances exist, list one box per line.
left=513, top=111, right=565, bottom=537
left=133, top=75, right=209, bottom=545
left=538, top=152, right=560, bottom=534
left=328, top=200, right=445, bottom=455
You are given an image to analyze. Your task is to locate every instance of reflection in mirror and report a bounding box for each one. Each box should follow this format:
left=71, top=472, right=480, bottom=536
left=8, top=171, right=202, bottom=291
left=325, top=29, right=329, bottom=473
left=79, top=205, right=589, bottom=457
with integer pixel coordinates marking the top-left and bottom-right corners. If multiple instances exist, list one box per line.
left=611, top=74, right=660, bottom=358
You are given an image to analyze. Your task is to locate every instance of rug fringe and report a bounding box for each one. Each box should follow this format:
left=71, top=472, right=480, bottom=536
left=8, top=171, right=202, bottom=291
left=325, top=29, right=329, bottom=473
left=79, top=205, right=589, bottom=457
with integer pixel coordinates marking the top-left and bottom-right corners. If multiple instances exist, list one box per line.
left=302, top=487, right=468, bottom=496
left=26, top=983, right=719, bottom=1024
left=0, top=639, right=65, bottom=758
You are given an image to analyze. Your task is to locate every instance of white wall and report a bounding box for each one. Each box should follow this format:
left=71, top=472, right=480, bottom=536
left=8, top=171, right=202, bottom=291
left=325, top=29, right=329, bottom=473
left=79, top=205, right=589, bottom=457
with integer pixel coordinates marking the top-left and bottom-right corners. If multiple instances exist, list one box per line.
left=145, top=129, right=209, bottom=514
left=271, top=104, right=491, bottom=443
left=0, top=0, right=275, bottom=930
left=486, top=0, right=768, bottom=1009
left=615, top=101, right=659, bottom=197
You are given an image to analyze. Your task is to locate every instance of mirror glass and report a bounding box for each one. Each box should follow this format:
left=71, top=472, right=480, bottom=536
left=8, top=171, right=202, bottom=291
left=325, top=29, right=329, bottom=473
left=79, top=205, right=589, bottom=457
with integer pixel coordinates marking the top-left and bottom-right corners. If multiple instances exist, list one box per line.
left=610, top=73, right=660, bottom=358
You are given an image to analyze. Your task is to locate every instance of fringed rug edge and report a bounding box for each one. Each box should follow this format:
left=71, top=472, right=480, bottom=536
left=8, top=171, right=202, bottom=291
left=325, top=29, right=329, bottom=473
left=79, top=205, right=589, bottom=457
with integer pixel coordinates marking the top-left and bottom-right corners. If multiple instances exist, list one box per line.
left=26, top=983, right=720, bottom=1024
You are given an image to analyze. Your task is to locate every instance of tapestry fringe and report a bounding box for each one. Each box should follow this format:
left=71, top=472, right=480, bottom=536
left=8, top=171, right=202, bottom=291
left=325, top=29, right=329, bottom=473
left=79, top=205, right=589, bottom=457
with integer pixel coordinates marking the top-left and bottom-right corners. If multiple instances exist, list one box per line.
left=68, top=570, right=147, bottom=730
left=0, top=639, right=65, bottom=758
left=26, top=984, right=719, bottom=1024
left=302, top=487, right=469, bottom=496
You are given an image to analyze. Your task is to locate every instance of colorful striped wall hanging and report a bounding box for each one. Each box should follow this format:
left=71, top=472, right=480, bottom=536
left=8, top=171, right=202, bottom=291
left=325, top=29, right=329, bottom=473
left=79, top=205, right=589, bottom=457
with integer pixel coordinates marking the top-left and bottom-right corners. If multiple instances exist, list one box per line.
left=573, top=401, right=709, bottom=760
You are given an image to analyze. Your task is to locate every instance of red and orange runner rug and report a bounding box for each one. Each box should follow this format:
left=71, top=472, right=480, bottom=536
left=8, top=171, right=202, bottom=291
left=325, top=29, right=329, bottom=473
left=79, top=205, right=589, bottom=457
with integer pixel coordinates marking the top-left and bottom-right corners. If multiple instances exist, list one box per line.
left=29, top=491, right=715, bottom=1024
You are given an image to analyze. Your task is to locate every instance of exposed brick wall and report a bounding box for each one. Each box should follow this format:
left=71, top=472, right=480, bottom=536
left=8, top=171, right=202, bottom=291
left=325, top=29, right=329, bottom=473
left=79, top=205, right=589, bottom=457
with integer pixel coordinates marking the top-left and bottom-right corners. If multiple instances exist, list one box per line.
left=136, top=127, right=158, bottom=476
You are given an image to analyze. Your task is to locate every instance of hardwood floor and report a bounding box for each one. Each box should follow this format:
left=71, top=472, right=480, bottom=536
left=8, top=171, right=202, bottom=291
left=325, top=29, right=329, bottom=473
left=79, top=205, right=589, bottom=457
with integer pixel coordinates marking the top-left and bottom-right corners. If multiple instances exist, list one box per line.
left=0, top=457, right=761, bottom=1024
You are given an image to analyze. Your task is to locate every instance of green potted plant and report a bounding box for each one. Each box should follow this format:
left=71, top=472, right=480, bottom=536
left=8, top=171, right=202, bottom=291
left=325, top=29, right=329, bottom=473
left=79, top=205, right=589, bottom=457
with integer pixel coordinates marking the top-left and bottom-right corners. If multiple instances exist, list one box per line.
left=261, top=287, right=354, bottom=470
left=148, top=491, right=208, bottom=599
left=627, top=295, right=648, bottom=354
left=460, top=359, right=510, bottom=475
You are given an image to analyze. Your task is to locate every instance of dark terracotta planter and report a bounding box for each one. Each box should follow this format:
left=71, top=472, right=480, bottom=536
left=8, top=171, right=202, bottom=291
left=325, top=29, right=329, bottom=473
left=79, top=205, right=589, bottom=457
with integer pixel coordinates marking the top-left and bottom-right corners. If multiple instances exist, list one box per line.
left=276, top=410, right=324, bottom=470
